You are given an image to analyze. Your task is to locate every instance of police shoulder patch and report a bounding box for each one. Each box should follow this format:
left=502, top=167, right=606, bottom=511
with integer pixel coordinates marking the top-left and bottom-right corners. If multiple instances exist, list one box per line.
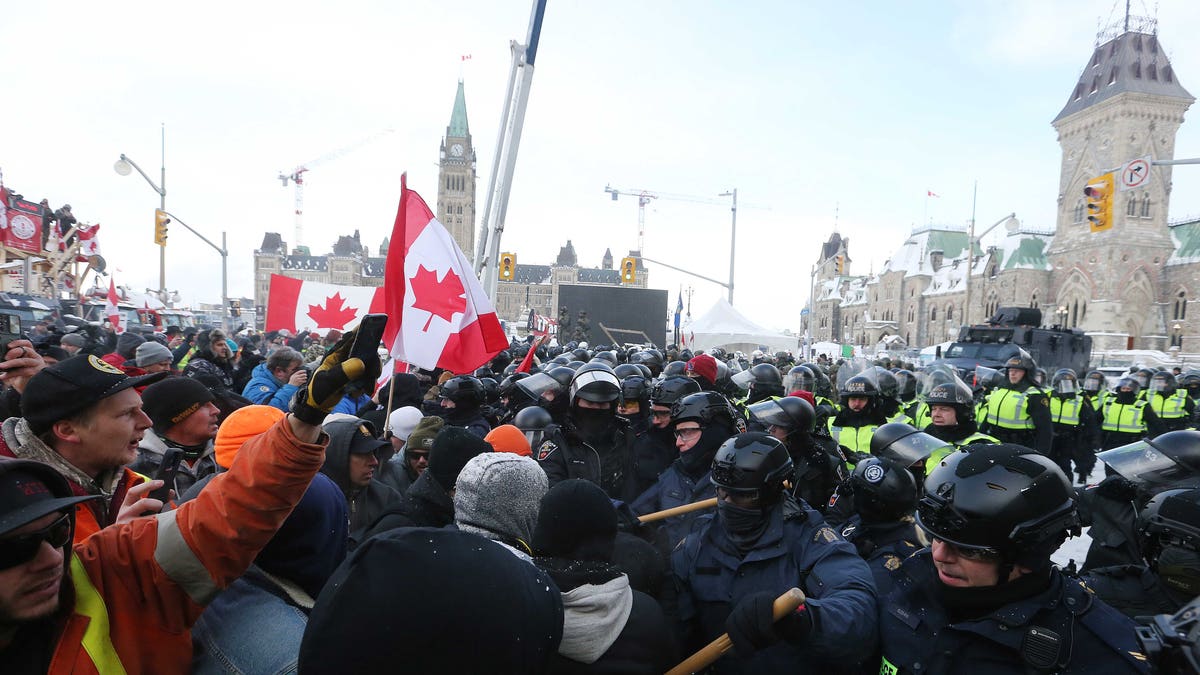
left=884, top=555, right=902, bottom=571
left=536, top=440, right=558, bottom=462
left=260, top=385, right=271, bottom=392
left=813, top=526, right=839, bottom=544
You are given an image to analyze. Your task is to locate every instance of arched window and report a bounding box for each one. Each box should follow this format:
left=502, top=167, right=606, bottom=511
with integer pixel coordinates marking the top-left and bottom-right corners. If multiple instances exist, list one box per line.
left=930, top=307, right=937, bottom=322
left=1175, top=290, right=1188, bottom=320
left=946, top=304, right=953, bottom=321
left=1127, top=195, right=1137, bottom=216
left=1030, top=292, right=1039, bottom=309
left=1141, top=195, right=1151, bottom=218
left=1073, top=201, right=1084, bottom=223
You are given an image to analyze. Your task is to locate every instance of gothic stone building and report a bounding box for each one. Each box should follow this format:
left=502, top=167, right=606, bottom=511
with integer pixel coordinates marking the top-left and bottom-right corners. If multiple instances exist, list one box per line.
left=813, top=23, right=1200, bottom=353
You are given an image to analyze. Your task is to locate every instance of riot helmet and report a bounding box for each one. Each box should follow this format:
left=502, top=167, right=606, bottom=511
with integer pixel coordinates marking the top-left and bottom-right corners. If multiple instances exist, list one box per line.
left=569, top=363, right=622, bottom=405
left=1050, top=368, right=1078, bottom=396
left=894, top=369, right=918, bottom=402
left=849, top=457, right=918, bottom=523
left=663, top=360, right=688, bottom=378
left=670, top=391, right=744, bottom=433
left=498, top=372, right=531, bottom=400
left=782, top=365, right=816, bottom=395
left=1082, top=370, right=1106, bottom=394
left=1134, top=368, right=1156, bottom=390
left=478, top=377, right=500, bottom=405
left=1152, top=372, right=1180, bottom=396
left=565, top=360, right=587, bottom=371
left=650, top=375, right=702, bottom=408
left=744, top=363, right=784, bottom=403
left=800, top=363, right=834, bottom=399
left=917, top=444, right=1079, bottom=572
left=619, top=375, right=651, bottom=410
left=439, top=375, right=485, bottom=408
left=874, top=366, right=899, bottom=402
left=839, top=371, right=880, bottom=409
left=613, top=363, right=642, bottom=381
left=710, top=432, right=794, bottom=507
left=514, top=405, right=555, bottom=451
left=1115, top=376, right=1142, bottom=403
left=747, top=396, right=816, bottom=436
left=592, top=350, right=619, bottom=367
left=870, top=423, right=947, bottom=468
left=1137, top=487, right=1200, bottom=561
left=1097, top=431, right=1200, bottom=489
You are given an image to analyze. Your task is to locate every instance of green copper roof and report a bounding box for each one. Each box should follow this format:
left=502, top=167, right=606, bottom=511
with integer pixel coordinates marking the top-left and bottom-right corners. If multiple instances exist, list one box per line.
left=924, top=230, right=977, bottom=259
left=448, top=80, right=469, bottom=138
left=1003, top=236, right=1048, bottom=270
left=1170, top=219, right=1200, bottom=261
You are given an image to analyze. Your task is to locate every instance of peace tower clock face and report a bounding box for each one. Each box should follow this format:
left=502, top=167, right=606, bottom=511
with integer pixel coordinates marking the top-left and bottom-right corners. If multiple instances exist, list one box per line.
left=451, top=143, right=464, bottom=157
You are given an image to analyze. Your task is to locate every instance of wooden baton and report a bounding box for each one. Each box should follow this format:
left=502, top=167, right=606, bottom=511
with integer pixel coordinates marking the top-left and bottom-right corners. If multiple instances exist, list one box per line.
left=664, top=587, right=807, bottom=675
left=637, top=497, right=719, bottom=524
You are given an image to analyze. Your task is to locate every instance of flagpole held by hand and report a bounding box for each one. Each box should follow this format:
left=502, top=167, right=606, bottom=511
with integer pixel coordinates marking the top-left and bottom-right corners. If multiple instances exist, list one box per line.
left=664, top=588, right=806, bottom=675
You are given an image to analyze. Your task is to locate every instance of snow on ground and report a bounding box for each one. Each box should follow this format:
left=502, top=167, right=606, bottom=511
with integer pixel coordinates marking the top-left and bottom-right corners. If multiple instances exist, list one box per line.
left=1051, top=460, right=1108, bottom=569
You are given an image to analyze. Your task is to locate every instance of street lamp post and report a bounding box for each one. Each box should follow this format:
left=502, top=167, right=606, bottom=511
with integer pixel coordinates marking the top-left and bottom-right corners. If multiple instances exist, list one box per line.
left=719, top=189, right=737, bottom=305
left=963, top=212, right=1018, bottom=328
left=159, top=210, right=228, bottom=331
left=1173, top=322, right=1183, bottom=351
left=114, top=129, right=166, bottom=293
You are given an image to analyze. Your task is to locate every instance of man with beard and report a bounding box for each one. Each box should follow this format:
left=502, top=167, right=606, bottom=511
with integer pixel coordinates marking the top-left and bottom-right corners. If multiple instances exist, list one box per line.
left=828, top=372, right=890, bottom=464
left=631, top=375, right=700, bottom=495
left=184, top=329, right=236, bottom=390
left=670, top=433, right=877, bottom=674
left=0, top=354, right=166, bottom=542
left=747, top=395, right=846, bottom=513
left=437, top=375, right=492, bottom=438
left=535, top=363, right=636, bottom=501
left=131, top=377, right=222, bottom=498
left=631, top=392, right=744, bottom=546
left=319, top=417, right=401, bottom=547
left=876, top=444, right=1146, bottom=674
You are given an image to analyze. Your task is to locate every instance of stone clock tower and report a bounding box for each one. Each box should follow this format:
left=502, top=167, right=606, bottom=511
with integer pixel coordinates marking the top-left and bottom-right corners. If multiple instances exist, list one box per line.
left=1047, top=21, right=1193, bottom=349
left=437, top=80, right=477, bottom=263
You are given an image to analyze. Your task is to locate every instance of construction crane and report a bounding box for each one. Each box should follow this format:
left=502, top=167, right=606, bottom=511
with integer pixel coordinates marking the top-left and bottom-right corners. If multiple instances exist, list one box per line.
left=603, top=185, right=658, bottom=253
left=278, top=128, right=394, bottom=249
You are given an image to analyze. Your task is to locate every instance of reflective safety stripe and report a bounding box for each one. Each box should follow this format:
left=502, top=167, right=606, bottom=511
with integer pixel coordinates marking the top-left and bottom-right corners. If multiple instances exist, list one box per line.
left=1151, top=391, right=1190, bottom=419
left=1048, top=396, right=1083, bottom=425
left=829, top=422, right=876, bottom=454
left=70, top=555, right=128, bottom=675
left=1102, top=401, right=1148, bottom=433
left=880, top=656, right=899, bottom=675
left=984, top=387, right=1036, bottom=429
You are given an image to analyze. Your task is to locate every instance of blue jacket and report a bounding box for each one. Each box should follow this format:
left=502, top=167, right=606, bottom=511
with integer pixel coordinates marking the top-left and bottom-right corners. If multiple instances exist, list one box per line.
left=332, top=393, right=372, bottom=416
left=877, top=550, right=1149, bottom=674
left=192, top=565, right=311, bottom=675
left=242, top=362, right=300, bottom=412
left=671, top=500, right=878, bottom=674
left=630, top=462, right=715, bottom=548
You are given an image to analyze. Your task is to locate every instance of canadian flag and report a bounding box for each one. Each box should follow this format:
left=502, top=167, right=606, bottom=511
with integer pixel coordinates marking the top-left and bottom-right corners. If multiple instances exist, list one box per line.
left=383, top=174, right=507, bottom=372
left=265, top=274, right=385, bottom=335
left=105, top=278, right=123, bottom=333
left=75, top=222, right=101, bottom=260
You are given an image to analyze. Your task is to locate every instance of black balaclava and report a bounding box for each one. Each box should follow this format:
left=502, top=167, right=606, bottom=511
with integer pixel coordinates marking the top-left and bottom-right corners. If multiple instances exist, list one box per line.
left=833, top=398, right=887, bottom=428
left=677, top=421, right=734, bottom=479
left=443, top=401, right=482, bottom=426
left=572, top=401, right=615, bottom=443
left=718, top=498, right=777, bottom=555
left=1115, top=389, right=1138, bottom=405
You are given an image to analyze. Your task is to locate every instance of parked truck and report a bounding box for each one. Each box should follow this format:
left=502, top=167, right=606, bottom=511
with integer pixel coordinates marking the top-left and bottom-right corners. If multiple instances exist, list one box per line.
left=932, top=306, right=1092, bottom=378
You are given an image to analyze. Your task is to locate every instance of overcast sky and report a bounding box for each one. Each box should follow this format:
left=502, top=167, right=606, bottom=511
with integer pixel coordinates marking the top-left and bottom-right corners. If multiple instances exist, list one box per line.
left=4, top=0, right=1200, bottom=334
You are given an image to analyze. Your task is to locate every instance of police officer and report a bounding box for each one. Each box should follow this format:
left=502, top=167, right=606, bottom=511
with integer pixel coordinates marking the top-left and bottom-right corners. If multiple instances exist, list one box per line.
left=437, top=375, right=492, bottom=438
left=671, top=433, right=877, bottom=674
left=829, top=371, right=890, bottom=464
left=826, top=422, right=944, bottom=527
left=1080, top=370, right=1111, bottom=421
left=740, top=363, right=785, bottom=405
left=877, top=444, right=1149, bottom=674
left=837, top=456, right=924, bottom=594
left=894, top=369, right=919, bottom=421
left=1101, top=376, right=1161, bottom=450
left=515, top=365, right=577, bottom=424
left=783, top=364, right=837, bottom=434
left=921, top=375, right=998, bottom=453
left=535, top=363, right=637, bottom=500
left=631, top=391, right=743, bottom=546
left=1047, top=368, right=1100, bottom=484
left=979, top=350, right=1053, bottom=454
left=874, top=367, right=912, bottom=424
left=1079, top=430, right=1200, bottom=571
left=632, top=375, right=701, bottom=495
left=614, top=363, right=652, bottom=434
left=1147, top=371, right=1194, bottom=433
left=1081, top=487, right=1200, bottom=617
left=747, top=395, right=847, bottom=513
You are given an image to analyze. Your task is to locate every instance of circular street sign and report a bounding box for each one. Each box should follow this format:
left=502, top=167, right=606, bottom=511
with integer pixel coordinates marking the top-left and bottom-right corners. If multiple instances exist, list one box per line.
left=1121, top=159, right=1150, bottom=189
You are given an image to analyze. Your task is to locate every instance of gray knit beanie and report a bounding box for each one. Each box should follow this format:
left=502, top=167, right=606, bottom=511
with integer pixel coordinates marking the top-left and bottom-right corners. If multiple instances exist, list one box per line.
left=454, top=453, right=548, bottom=552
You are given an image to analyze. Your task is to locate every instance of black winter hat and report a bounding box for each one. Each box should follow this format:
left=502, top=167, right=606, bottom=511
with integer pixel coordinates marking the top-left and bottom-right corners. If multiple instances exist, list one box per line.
left=532, top=478, right=618, bottom=561
left=22, top=355, right=167, bottom=434
left=299, top=527, right=563, bottom=674
left=427, top=427, right=492, bottom=491
left=141, top=377, right=215, bottom=433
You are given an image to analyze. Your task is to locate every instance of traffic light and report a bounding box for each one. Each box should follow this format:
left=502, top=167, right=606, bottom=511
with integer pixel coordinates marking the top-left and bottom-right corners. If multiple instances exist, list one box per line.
left=154, top=209, right=170, bottom=245
left=229, top=299, right=241, bottom=317
left=834, top=254, right=845, bottom=274
left=499, top=252, right=516, bottom=281
left=620, top=257, right=637, bottom=284
left=1085, top=173, right=1114, bottom=233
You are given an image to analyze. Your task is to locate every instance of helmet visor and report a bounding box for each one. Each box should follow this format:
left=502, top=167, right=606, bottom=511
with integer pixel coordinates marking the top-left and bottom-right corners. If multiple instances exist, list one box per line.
left=1081, top=377, right=1102, bottom=393
left=731, top=369, right=754, bottom=390
left=782, top=370, right=814, bottom=394
left=1150, top=379, right=1169, bottom=393
left=514, top=372, right=561, bottom=401
left=1098, top=439, right=1195, bottom=487
left=973, top=366, right=1001, bottom=389
left=1055, top=380, right=1077, bottom=394
left=877, top=430, right=951, bottom=467
left=747, top=399, right=789, bottom=428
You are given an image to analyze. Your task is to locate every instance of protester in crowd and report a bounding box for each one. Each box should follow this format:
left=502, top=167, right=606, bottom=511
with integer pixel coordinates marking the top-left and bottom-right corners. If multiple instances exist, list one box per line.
left=171, top=327, right=197, bottom=367
left=101, top=332, right=145, bottom=376
left=454, top=451, right=547, bottom=561
left=60, top=332, right=85, bottom=357
left=185, top=329, right=236, bottom=390
left=298, top=527, right=564, bottom=675
left=0, top=354, right=167, bottom=542
left=127, top=341, right=174, bottom=375
left=192, top=473, right=349, bottom=674
left=486, top=423, right=533, bottom=456
left=533, top=479, right=677, bottom=673
left=377, top=414, right=442, bottom=495
left=671, top=432, right=877, bottom=674
left=365, top=426, right=492, bottom=537
left=320, top=417, right=401, bottom=547
left=332, top=379, right=372, bottom=415
left=242, top=346, right=306, bottom=412
left=180, top=404, right=287, bottom=502
left=685, top=353, right=719, bottom=391
left=130, top=377, right=221, bottom=497
left=876, top=444, right=1147, bottom=673
left=0, top=328, right=373, bottom=673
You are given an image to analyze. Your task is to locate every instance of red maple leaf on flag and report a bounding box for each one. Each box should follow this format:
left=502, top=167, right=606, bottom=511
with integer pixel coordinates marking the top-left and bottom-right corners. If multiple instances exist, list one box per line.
left=307, top=293, right=360, bottom=329
left=410, top=265, right=467, bottom=330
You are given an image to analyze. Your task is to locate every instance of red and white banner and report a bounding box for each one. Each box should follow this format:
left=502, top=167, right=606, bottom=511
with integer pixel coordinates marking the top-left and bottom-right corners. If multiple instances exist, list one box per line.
left=527, top=309, right=558, bottom=336
left=383, top=174, right=507, bottom=372
left=105, top=279, right=123, bottom=334
left=3, top=195, right=43, bottom=253
left=265, top=274, right=385, bottom=334
left=75, top=222, right=101, bottom=260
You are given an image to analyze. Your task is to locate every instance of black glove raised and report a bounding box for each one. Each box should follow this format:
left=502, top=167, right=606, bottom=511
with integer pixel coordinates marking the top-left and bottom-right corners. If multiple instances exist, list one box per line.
left=291, top=328, right=382, bottom=426
left=725, top=590, right=813, bottom=657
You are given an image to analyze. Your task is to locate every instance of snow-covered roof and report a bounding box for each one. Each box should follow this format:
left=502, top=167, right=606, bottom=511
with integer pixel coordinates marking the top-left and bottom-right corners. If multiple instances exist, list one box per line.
left=1168, top=218, right=1200, bottom=265
left=996, top=228, right=1054, bottom=271
left=881, top=225, right=979, bottom=278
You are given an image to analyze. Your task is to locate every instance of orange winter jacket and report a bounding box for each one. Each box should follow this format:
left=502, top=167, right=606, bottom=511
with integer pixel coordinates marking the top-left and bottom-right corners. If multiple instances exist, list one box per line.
left=45, top=416, right=327, bottom=674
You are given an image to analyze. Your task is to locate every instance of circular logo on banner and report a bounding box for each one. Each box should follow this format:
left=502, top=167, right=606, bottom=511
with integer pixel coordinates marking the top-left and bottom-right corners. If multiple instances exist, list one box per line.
left=863, top=463, right=886, bottom=484
left=9, top=215, right=35, bottom=241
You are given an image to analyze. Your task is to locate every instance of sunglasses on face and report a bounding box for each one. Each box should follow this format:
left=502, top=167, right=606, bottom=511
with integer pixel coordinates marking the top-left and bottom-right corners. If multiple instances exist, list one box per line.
left=0, top=512, right=72, bottom=571
left=651, top=410, right=672, bottom=419
left=933, top=537, right=1000, bottom=562
left=673, top=426, right=703, bottom=440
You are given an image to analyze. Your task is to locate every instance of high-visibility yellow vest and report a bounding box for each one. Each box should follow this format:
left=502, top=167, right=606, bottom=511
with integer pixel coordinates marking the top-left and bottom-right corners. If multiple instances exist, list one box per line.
left=1102, top=400, right=1149, bottom=434
left=984, top=387, right=1037, bottom=430
left=828, top=420, right=877, bottom=455
left=1048, top=396, right=1084, bottom=426
left=923, top=432, right=997, bottom=473
left=1150, top=391, right=1190, bottom=420
left=911, top=402, right=932, bottom=429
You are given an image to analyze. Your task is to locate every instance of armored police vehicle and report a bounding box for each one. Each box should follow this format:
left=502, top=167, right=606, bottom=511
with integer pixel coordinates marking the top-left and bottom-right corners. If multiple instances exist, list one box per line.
left=933, top=306, right=1091, bottom=378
